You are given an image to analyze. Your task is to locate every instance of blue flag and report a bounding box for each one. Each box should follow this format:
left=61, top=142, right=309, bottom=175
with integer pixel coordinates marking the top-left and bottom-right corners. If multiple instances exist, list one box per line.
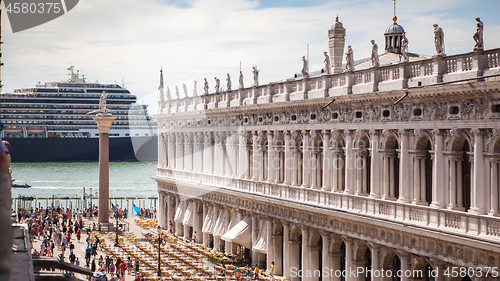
left=112, top=203, right=117, bottom=213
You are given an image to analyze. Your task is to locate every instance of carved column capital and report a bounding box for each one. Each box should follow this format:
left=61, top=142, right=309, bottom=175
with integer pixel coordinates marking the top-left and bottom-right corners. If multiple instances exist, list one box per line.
left=319, top=230, right=331, bottom=238
left=431, top=128, right=443, bottom=136
left=343, top=129, right=354, bottom=139
left=471, top=128, right=483, bottom=137
left=369, top=129, right=379, bottom=137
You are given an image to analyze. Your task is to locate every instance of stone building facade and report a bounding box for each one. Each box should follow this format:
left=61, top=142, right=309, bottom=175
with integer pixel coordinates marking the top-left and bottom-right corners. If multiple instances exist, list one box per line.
left=154, top=19, right=500, bottom=281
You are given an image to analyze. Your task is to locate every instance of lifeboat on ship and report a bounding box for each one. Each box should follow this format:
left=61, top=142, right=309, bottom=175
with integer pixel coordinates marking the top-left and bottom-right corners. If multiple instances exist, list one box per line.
left=26, top=127, right=45, bottom=133
left=4, top=127, right=23, bottom=134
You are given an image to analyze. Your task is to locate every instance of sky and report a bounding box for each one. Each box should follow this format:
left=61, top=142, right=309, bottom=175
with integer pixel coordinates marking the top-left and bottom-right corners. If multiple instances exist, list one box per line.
left=1, top=0, right=499, bottom=114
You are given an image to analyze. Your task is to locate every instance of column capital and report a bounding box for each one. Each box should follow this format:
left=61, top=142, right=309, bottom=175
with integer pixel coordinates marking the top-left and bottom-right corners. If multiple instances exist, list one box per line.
left=369, top=129, right=380, bottom=137
left=431, top=128, right=443, bottom=136
left=342, top=129, right=354, bottom=139
left=413, top=128, right=423, bottom=137
left=330, top=129, right=341, bottom=138
left=321, top=129, right=330, bottom=136
left=398, top=128, right=410, bottom=136
left=342, top=236, right=355, bottom=243
left=471, top=128, right=484, bottom=137
left=367, top=242, right=381, bottom=250
left=299, top=224, right=309, bottom=231
left=319, top=230, right=331, bottom=238
left=381, top=129, right=392, bottom=137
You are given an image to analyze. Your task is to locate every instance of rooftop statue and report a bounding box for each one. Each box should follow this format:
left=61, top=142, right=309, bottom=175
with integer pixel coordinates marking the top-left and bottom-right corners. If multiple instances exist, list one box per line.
left=175, top=85, right=180, bottom=99
left=183, top=84, right=188, bottom=97
left=214, top=77, right=220, bottom=93
left=166, top=87, right=171, bottom=100
left=204, top=78, right=209, bottom=95
left=371, top=40, right=379, bottom=67
left=401, top=34, right=409, bottom=62
left=301, top=56, right=309, bottom=78
left=239, top=71, right=244, bottom=89
left=226, top=74, right=232, bottom=91
left=252, top=66, right=259, bottom=86
left=324, top=52, right=331, bottom=74
left=87, top=92, right=114, bottom=116
left=345, top=45, right=354, bottom=72
left=433, top=24, right=445, bottom=55
left=473, top=17, right=484, bottom=51
left=193, top=80, right=197, bottom=96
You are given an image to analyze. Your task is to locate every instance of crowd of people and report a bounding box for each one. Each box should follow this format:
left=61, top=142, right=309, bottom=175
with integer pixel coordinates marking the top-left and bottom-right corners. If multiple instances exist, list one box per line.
left=137, top=207, right=156, bottom=219
left=18, top=206, right=145, bottom=280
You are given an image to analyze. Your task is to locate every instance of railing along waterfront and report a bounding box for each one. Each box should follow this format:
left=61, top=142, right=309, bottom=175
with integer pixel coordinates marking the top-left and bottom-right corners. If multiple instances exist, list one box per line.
left=157, top=167, right=500, bottom=243
left=160, top=48, right=500, bottom=114
left=12, top=196, right=158, bottom=213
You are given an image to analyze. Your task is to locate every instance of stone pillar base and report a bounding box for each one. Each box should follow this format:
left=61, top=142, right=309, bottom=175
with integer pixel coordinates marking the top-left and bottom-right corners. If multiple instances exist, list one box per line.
left=98, top=222, right=114, bottom=233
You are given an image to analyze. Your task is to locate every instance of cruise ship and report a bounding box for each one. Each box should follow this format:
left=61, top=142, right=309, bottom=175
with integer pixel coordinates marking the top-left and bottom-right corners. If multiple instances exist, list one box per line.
left=0, top=66, right=158, bottom=162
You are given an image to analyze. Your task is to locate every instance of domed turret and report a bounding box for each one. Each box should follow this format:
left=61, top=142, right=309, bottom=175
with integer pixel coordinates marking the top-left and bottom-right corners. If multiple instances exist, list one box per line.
left=384, top=18, right=406, bottom=54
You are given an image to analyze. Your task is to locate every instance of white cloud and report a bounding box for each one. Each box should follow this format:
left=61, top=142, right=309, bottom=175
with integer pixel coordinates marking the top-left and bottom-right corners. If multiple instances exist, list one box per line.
left=2, top=0, right=499, bottom=115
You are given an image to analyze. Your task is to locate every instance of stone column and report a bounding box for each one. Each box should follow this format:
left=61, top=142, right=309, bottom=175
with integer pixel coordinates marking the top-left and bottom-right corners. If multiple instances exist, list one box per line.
left=344, top=131, right=354, bottom=194
left=214, top=132, right=221, bottom=175
left=282, top=222, right=291, bottom=280
left=266, top=218, right=274, bottom=271
left=158, top=193, right=164, bottom=228
left=448, top=158, right=457, bottom=208
left=284, top=131, right=292, bottom=185
left=320, top=232, right=331, bottom=281
left=472, top=129, right=485, bottom=214
left=167, top=133, right=174, bottom=168
left=292, top=148, right=298, bottom=186
left=413, top=157, right=421, bottom=204
left=203, top=132, right=211, bottom=174
left=490, top=161, right=499, bottom=215
left=420, top=157, right=427, bottom=204
left=432, top=129, right=445, bottom=208
left=382, top=155, right=390, bottom=199
left=184, top=132, right=190, bottom=171
left=192, top=133, right=199, bottom=172
left=369, top=243, right=381, bottom=281
left=389, top=156, right=395, bottom=198
left=398, top=129, right=411, bottom=203
left=331, top=152, right=339, bottom=192
left=238, top=131, right=247, bottom=179
left=193, top=201, right=200, bottom=243
left=302, top=130, right=311, bottom=188
left=343, top=237, right=354, bottom=281
left=251, top=215, right=258, bottom=264
left=174, top=132, right=181, bottom=170
left=301, top=226, right=310, bottom=281
left=92, top=115, right=116, bottom=226
left=322, top=130, right=331, bottom=191
left=268, top=131, right=275, bottom=183
left=356, top=154, right=363, bottom=195
left=159, top=133, right=166, bottom=168
left=252, top=132, right=260, bottom=181
left=175, top=197, right=183, bottom=236
left=370, top=130, right=381, bottom=198
left=399, top=253, right=410, bottom=281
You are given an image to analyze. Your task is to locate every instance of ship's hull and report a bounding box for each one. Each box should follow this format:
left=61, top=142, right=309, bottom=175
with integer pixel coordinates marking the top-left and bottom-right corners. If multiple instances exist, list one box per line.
left=5, top=136, right=158, bottom=162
